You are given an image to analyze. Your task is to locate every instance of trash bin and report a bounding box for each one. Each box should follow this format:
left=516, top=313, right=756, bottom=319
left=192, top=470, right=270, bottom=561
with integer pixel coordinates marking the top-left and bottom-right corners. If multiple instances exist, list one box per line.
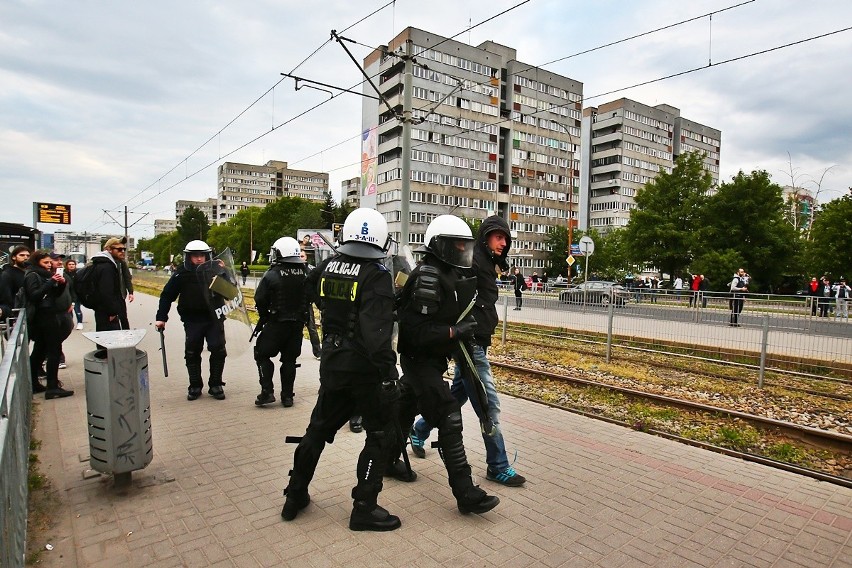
left=82, top=330, right=153, bottom=476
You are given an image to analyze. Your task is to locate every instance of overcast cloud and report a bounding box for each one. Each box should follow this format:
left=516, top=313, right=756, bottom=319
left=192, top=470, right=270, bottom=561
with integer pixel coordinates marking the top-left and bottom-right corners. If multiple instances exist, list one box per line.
left=1, top=0, right=850, bottom=239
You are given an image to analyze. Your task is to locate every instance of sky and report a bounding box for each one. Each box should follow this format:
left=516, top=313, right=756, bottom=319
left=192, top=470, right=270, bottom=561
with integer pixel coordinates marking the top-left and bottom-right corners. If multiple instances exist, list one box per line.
left=1, top=0, right=850, bottom=240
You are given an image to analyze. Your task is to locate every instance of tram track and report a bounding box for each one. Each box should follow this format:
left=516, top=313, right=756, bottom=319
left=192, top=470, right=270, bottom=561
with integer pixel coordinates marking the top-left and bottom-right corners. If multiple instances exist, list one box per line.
left=490, top=360, right=852, bottom=488
left=507, top=333, right=852, bottom=402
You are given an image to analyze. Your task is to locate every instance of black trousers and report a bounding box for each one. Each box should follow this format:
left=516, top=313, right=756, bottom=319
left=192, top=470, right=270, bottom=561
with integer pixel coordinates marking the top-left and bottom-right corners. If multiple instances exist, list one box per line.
left=30, top=312, right=73, bottom=388
left=287, top=380, right=393, bottom=507
left=254, top=320, right=303, bottom=396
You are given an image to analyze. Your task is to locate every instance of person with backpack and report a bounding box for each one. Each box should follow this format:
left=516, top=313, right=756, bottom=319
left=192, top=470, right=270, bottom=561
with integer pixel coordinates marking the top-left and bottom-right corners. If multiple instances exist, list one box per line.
left=24, top=250, right=74, bottom=398
left=88, top=237, right=131, bottom=332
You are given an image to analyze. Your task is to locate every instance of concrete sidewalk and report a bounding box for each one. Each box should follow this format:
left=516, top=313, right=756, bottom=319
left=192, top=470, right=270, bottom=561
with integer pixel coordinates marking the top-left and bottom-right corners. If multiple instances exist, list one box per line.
left=30, top=293, right=852, bottom=567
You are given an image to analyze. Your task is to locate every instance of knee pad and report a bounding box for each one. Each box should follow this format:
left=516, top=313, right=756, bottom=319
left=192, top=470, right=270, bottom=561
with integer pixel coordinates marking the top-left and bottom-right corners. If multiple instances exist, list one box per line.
left=438, top=410, right=463, bottom=436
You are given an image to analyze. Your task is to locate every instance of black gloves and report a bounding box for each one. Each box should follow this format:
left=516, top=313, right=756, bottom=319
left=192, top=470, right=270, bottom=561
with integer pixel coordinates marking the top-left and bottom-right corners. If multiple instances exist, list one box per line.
left=452, top=315, right=477, bottom=340
left=380, top=380, right=401, bottom=406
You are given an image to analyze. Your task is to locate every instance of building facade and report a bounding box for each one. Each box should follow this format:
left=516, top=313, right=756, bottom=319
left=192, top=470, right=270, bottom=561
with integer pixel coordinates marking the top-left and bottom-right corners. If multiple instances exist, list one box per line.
left=361, top=27, right=582, bottom=272
left=153, top=219, right=177, bottom=236
left=52, top=231, right=134, bottom=260
left=217, top=160, right=328, bottom=224
left=341, top=177, right=360, bottom=208
left=579, top=99, right=721, bottom=234
left=176, top=198, right=218, bottom=224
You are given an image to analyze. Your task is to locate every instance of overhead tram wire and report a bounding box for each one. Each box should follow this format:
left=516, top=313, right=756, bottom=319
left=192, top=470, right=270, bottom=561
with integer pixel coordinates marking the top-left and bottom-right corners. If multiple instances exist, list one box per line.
left=106, top=0, right=399, bottom=220
left=131, top=0, right=535, bottom=212
left=314, top=24, right=852, bottom=178
left=407, top=24, right=852, bottom=157
left=288, top=0, right=757, bottom=171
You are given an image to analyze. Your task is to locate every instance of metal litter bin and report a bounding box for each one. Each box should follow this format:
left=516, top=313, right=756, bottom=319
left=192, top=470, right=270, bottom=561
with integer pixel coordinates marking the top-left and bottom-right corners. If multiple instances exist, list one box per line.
left=82, top=330, right=153, bottom=479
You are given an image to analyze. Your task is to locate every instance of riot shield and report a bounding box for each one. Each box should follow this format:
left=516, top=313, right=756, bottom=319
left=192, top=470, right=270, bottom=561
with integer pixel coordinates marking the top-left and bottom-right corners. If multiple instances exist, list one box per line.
left=195, top=248, right=252, bottom=343
left=385, top=240, right=415, bottom=291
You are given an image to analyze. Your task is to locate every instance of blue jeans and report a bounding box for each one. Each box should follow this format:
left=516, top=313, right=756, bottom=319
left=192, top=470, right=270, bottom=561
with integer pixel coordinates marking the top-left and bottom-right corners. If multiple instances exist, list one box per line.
left=73, top=302, right=83, bottom=324
left=413, top=343, right=509, bottom=473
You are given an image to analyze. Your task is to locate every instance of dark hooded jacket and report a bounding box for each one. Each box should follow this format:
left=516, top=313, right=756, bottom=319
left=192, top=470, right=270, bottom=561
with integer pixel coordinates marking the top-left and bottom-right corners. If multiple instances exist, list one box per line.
left=469, top=215, right=511, bottom=346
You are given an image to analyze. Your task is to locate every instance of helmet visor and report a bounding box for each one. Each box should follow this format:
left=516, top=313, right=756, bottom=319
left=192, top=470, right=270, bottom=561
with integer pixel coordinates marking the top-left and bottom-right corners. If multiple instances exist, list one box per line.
left=432, top=236, right=474, bottom=268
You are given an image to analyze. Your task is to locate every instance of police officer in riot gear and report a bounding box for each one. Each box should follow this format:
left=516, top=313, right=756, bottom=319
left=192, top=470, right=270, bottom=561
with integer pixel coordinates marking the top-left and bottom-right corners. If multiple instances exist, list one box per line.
left=281, top=208, right=401, bottom=532
left=388, top=214, right=500, bottom=516
left=155, top=240, right=230, bottom=400
left=253, top=236, right=309, bottom=407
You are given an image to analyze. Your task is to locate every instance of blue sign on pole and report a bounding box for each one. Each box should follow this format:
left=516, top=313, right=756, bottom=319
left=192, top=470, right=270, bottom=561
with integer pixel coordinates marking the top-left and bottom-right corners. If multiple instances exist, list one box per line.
left=570, top=244, right=582, bottom=256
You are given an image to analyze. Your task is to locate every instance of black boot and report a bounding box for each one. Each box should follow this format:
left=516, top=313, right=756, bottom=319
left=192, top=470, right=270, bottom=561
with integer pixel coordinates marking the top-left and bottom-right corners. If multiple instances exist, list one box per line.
left=455, top=485, right=500, bottom=514
left=281, top=488, right=310, bottom=521
left=384, top=459, right=417, bottom=482
left=186, top=350, right=203, bottom=401
left=255, top=354, right=275, bottom=405
left=255, top=390, right=275, bottom=406
left=45, top=378, right=73, bottom=399
left=208, top=347, right=227, bottom=399
left=279, top=360, right=296, bottom=406
left=349, top=416, right=363, bottom=432
left=438, top=411, right=499, bottom=515
left=349, top=502, right=401, bottom=532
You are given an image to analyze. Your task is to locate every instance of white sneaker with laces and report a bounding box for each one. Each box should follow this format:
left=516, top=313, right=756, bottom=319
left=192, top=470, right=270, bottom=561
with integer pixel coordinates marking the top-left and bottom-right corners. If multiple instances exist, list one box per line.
left=76, top=323, right=84, bottom=330
left=58, top=362, right=67, bottom=369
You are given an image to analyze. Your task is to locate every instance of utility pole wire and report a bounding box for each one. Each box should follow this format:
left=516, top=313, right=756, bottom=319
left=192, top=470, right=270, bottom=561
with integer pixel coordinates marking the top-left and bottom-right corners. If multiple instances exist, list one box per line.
left=290, top=0, right=758, bottom=169
left=98, top=0, right=399, bottom=229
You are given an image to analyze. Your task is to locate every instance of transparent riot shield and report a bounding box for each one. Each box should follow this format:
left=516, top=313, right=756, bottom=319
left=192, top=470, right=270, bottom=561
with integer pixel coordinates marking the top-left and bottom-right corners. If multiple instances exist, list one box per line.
left=195, top=248, right=252, bottom=343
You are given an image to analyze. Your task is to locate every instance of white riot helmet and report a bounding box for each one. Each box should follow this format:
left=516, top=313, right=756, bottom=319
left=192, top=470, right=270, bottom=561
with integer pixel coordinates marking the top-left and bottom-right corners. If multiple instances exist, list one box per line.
left=269, top=237, right=302, bottom=264
left=337, top=207, right=389, bottom=259
left=183, top=240, right=213, bottom=269
left=422, top=215, right=474, bottom=268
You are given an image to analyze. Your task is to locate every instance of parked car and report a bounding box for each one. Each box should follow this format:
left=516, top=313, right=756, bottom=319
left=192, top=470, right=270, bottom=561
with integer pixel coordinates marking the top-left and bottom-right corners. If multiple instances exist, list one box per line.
left=559, top=281, right=630, bottom=306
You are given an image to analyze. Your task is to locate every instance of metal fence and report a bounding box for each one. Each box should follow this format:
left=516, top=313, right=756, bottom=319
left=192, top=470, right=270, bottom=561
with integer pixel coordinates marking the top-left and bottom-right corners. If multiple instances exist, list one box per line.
left=0, top=313, right=32, bottom=568
left=498, top=288, right=852, bottom=380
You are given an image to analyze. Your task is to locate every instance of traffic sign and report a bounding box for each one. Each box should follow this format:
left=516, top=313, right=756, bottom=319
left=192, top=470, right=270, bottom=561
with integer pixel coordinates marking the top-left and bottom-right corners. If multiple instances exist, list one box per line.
left=579, top=236, right=595, bottom=256
left=570, top=244, right=582, bottom=256
left=567, top=255, right=575, bottom=266
left=36, top=202, right=71, bottom=224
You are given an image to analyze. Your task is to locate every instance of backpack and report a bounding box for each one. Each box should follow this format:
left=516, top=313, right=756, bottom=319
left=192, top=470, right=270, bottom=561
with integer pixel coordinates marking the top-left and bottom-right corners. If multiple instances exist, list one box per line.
left=74, top=265, right=100, bottom=309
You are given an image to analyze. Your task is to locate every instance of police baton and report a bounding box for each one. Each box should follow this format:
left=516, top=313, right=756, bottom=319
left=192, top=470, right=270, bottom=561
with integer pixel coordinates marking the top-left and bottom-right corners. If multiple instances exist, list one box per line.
left=383, top=381, right=413, bottom=479
left=455, top=295, right=496, bottom=437
left=157, top=327, right=169, bottom=377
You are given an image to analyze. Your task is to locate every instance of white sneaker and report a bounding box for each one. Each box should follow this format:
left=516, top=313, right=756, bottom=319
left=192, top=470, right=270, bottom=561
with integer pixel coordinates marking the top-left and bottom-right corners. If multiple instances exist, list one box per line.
left=76, top=323, right=84, bottom=330
left=58, top=362, right=67, bottom=369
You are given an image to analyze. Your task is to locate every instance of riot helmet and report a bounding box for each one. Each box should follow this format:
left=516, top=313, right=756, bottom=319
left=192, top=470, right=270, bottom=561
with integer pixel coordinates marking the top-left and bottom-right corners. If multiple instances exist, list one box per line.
left=183, top=240, right=213, bottom=269
left=422, top=215, right=474, bottom=268
left=336, top=207, right=389, bottom=259
left=269, top=237, right=302, bottom=264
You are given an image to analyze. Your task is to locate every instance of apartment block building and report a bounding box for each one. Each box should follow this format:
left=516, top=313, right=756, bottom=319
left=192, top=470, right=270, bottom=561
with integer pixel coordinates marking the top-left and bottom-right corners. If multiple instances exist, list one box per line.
left=341, top=177, right=360, bottom=208
left=361, top=27, right=582, bottom=272
left=579, top=99, right=721, bottom=234
left=153, top=219, right=177, bottom=235
left=176, top=198, right=218, bottom=224
left=217, top=160, right=328, bottom=224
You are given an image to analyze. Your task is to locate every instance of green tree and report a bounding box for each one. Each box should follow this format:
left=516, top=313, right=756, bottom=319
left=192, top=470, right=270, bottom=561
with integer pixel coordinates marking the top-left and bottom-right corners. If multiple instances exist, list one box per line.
left=544, top=225, right=569, bottom=278
left=177, top=206, right=210, bottom=244
left=801, top=191, right=852, bottom=279
left=698, top=170, right=798, bottom=292
left=591, top=229, right=633, bottom=281
left=623, top=151, right=713, bottom=283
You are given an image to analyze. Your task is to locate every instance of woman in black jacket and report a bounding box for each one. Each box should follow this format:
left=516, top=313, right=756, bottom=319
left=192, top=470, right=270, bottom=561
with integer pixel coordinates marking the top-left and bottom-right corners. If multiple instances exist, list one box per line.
left=64, top=258, right=84, bottom=330
left=25, top=250, right=75, bottom=399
